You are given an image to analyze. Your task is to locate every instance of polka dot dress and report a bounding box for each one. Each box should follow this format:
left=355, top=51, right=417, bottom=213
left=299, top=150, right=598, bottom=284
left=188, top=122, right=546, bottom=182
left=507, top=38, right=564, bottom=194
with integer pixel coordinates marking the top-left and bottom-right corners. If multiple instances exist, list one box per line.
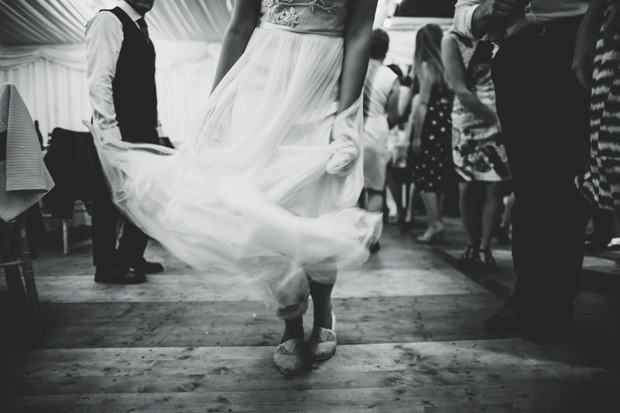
left=412, top=85, right=453, bottom=193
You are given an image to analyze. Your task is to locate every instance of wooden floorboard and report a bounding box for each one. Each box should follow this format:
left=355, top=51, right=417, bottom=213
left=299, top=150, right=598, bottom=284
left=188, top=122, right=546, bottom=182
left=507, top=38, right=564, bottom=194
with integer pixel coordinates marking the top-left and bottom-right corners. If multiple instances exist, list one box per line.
left=3, top=340, right=619, bottom=411
left=32, top=267, right=485, bottom=303
left=1, top=225, right=619, bottom=412
left=34, top=294, right=503, bottom=348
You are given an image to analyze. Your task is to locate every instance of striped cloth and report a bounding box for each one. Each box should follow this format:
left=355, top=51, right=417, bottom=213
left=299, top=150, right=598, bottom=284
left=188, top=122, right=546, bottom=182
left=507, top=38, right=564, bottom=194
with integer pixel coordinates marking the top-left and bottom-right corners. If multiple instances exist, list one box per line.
left=577, top=0, right=620, bottom=211
left=0, top=83, right=54, bottom=221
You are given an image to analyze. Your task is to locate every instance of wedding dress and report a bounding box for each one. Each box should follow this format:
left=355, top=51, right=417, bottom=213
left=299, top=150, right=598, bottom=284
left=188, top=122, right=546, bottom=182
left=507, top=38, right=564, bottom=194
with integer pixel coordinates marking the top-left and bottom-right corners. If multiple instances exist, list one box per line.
left=87, top=0, right=381, bottom=314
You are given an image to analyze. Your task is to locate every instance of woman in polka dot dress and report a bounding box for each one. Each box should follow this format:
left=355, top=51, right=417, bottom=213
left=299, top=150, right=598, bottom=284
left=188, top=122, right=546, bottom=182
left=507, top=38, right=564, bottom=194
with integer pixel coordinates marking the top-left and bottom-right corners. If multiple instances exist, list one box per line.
left=409, top=24, right=453, bottom=243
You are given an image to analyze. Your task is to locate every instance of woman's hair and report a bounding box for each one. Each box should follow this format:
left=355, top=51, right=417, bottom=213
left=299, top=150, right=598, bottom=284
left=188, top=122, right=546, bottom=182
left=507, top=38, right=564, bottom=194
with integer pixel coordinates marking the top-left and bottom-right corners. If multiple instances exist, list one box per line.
left=370, top=28, right=390, bottom=60
left=412, top=24, right=448, bottom=90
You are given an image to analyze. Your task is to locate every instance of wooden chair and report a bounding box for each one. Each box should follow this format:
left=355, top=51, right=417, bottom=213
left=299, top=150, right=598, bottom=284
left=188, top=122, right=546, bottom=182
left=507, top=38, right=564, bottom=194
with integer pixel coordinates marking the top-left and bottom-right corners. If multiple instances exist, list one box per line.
left=0, top=213, right=42, bottom=337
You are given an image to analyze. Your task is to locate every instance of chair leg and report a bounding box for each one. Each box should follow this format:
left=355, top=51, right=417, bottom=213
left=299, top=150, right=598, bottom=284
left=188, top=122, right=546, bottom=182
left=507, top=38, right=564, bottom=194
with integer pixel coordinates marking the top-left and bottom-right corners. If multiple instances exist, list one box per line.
left=15, top=215, right=42, bottom=336
left=0, top=227, right=27, bottom=307
left=62, top=219, right=69, bottom=255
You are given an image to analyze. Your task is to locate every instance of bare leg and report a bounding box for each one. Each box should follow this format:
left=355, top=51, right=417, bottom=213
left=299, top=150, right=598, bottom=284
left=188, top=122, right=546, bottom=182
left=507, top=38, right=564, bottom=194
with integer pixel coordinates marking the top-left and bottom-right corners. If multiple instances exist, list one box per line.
left=418, top=191, right=445, bottom=242
left=501, top=192, right=515, bottom=228
left=459, top=182, right=482, bottom=247
left=437, top=192, right=445, bottom=224
left=386, top=168, right=404, bottom=220
left=405, top=183, right=416, bottom=223
left=480, top=182, right=503, bottom=249
left=420, top=192, right=442, bottom=228
left=310, top=281, right=334, bottom=329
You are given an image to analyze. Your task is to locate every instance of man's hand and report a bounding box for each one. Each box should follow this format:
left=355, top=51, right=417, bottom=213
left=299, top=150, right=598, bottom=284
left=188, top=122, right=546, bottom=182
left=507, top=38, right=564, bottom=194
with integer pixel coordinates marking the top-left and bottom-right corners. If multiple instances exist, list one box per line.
left=472, top=0, right=529, bottom=38
left=572, top=30, right=597, bottom=89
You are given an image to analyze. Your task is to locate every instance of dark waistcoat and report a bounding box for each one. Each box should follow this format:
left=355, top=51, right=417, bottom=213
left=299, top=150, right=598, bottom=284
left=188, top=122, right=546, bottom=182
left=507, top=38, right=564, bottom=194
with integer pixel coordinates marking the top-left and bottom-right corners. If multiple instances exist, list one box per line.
left=106, top=7, right=158, bottom=144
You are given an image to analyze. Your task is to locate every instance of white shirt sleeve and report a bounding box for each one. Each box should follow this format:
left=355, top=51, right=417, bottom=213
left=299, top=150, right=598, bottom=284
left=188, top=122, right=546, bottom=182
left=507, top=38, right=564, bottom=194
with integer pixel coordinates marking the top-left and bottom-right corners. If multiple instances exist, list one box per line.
left=86, top=12, right=123, bottom=141
left=453, top=0, right=482, bottom=39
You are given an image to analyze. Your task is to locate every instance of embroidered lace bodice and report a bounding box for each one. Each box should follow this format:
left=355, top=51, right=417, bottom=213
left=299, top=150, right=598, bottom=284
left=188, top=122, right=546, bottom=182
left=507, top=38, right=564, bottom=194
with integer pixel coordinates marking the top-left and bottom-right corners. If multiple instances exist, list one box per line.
left=260, top=0, right=349, bottom=36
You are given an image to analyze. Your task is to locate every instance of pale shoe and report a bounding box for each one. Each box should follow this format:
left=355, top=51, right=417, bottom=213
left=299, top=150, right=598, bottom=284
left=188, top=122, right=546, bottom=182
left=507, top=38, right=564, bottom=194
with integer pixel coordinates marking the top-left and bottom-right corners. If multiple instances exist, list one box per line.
left=273, top=338, right=304, bottom=375
left=309, top=312, right=337, bottom=361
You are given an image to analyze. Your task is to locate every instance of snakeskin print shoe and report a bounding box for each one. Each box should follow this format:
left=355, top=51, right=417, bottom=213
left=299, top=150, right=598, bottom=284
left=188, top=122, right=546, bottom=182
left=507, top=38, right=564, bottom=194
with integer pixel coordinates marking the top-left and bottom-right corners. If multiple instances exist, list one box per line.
left=273, top=338, right=304, bottom=375
left=309, top=312, right=337, bottom=361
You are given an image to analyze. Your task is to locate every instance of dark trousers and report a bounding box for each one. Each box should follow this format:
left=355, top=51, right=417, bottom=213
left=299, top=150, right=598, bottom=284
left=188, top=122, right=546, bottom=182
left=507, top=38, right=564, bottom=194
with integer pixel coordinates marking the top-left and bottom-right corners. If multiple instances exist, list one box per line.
left=491, top=16, right=590, bottom=303
left=92, top=184, right=149, bottom=269
left=91, top=122, right=158, bottom=269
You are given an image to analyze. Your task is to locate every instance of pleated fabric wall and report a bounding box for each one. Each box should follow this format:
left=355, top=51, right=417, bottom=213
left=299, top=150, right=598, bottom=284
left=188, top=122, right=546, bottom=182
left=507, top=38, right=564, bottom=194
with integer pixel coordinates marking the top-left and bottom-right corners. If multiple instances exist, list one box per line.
left=0, top=1, right=230, bottom=145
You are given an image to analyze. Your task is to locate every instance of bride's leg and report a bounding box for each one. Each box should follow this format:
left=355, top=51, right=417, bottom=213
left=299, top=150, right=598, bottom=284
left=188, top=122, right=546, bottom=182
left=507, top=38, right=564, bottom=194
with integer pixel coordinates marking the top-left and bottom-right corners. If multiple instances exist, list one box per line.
left=281, top=317, right=304, bottom=342
left=309, top=281, right=334, bottom=329
left=307, top=268, right=338, bottom=361
left=272, top=268, right=309, bottom=375
left=271, top=263, right=311, bottom=341
left=307, top=265, right=337, bottom=329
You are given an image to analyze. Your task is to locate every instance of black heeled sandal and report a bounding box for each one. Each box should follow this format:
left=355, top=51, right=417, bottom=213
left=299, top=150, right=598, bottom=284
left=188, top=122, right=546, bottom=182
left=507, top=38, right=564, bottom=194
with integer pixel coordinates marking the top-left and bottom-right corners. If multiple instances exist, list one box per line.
left=478, top=249, right=497, bottom=271
left=457, top=245, right=479, bottom=269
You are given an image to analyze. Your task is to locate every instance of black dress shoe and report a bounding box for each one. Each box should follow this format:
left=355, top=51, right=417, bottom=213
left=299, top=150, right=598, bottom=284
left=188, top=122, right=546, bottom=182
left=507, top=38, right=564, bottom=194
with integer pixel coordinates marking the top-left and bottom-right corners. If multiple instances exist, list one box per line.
left=528, top=301, right=574, bottom=343
left=483, top=295, right=541, bottom=334
left=127, top=259, right=164, bottom=274
left=95, top=266, right=147, bottom=285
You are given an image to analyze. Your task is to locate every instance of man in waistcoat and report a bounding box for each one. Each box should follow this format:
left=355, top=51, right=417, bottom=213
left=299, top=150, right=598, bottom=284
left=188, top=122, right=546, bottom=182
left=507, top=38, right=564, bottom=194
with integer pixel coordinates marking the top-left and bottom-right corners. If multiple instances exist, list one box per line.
left=86, top=0, right=164, bottom=284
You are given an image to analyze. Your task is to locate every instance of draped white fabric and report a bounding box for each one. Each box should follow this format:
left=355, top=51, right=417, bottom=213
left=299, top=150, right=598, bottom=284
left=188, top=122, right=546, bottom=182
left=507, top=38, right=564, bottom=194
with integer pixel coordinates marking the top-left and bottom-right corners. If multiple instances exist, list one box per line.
left=0, top=0, right=230, bottom=143
left=0, top=0, right=231, bottom=45
left=0, top=41, right=221, bottom=144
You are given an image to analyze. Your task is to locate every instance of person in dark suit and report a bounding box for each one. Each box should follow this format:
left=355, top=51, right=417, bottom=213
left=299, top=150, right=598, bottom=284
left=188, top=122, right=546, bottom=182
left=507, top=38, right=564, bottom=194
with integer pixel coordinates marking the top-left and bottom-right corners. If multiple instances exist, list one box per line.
left=86, top=0, right=163, bottom=284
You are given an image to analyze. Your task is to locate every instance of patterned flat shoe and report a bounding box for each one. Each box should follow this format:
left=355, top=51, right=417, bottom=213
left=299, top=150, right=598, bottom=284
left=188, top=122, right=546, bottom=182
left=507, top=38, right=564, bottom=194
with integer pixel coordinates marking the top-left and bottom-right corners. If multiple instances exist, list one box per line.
left=310, top=312, right=337, bottom=361
left=273, top=339, right=304, bottom=375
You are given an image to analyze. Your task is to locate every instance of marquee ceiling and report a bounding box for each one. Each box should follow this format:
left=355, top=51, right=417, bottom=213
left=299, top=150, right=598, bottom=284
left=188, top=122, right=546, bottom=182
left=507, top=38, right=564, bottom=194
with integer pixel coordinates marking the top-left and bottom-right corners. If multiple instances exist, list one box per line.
left=0, top=0, right=233, bottom=45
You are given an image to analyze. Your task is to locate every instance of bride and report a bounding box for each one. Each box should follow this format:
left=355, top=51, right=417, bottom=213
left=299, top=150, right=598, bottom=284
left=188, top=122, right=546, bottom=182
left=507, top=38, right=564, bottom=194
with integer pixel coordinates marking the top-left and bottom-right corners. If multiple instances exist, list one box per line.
left=89, top=0, right=380, bottom=375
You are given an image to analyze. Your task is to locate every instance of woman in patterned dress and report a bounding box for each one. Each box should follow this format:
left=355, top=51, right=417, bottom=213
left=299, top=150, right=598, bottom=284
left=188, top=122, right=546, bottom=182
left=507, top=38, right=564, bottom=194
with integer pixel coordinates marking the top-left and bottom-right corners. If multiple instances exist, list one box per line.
left=408, top=24, right=453, bottom=243
left=442, top=31, right=511, bottom=270
left=574, top=0, right=620, bottom=216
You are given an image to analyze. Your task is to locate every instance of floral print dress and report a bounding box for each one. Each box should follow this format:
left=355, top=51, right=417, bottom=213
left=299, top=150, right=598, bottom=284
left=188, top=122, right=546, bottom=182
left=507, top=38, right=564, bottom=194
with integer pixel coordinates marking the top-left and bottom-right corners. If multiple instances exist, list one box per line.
left=450, top=34, right=511, bottom=182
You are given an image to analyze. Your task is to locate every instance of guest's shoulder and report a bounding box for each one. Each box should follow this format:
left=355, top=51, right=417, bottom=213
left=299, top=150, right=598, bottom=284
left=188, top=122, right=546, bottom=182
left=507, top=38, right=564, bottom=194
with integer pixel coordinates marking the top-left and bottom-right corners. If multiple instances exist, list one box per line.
left=86, top=9, right=122, bottom=32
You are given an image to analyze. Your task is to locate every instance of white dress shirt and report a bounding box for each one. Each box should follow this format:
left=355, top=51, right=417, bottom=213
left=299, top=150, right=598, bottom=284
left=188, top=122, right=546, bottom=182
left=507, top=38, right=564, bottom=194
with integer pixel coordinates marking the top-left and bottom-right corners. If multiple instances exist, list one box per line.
left=86, top=1, right=162, bottom=140
left=454, top=0, right=589, bottom=40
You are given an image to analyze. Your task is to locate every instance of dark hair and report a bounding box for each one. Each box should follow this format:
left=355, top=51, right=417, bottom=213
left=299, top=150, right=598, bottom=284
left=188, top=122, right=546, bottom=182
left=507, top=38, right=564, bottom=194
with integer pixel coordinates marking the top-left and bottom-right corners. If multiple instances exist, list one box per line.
left=413, top=24, right=448, bottom=90
left=370, top=28, right=390, bottom=60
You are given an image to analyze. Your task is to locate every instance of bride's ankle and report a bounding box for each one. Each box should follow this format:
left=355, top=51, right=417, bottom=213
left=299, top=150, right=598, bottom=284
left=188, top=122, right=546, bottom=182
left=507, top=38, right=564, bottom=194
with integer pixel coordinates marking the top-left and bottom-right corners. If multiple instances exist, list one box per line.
left=313, top=305, right=333, bottom=330
left=281, top=318, right=304, bottom=343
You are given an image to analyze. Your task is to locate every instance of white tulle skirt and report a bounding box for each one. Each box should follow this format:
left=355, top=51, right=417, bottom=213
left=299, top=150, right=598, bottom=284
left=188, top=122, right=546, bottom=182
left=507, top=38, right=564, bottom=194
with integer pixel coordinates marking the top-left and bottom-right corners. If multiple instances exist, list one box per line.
left=87, top=26, right=382, bottom=318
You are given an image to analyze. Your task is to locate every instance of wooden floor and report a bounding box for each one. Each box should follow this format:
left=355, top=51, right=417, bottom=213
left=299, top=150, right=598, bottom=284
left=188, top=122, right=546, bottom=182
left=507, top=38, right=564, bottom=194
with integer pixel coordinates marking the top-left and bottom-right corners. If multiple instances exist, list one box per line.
left=1, top=222, right=620, bottom=412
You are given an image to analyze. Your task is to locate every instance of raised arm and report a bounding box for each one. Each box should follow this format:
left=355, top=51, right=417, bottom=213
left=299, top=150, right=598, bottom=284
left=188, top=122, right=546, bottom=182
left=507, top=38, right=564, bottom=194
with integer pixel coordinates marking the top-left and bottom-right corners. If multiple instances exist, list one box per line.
left=454, top=0, right=528, bottom=39
left=211, top=0, right=261, bottom=93
left=338, top=0, right=379, bottom=113
left=442, top=34, right=498, bottom=127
